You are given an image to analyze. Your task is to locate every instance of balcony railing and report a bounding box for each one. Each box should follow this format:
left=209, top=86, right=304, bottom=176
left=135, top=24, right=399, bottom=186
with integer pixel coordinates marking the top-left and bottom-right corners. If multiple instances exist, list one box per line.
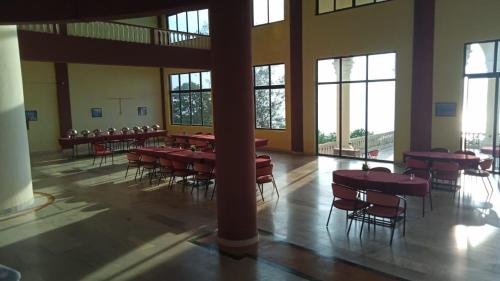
left=17, top=21, right=210, bottom=50
left=318, top=131, right=395, bottom=156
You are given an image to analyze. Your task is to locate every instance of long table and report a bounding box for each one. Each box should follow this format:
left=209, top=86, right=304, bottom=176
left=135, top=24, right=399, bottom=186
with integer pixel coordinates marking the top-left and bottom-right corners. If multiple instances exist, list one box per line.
left=333, top=170, right=429, bottom=197
left=170, top=133, right=269, bottom=148
left=403, top=151, right=480, bottom=167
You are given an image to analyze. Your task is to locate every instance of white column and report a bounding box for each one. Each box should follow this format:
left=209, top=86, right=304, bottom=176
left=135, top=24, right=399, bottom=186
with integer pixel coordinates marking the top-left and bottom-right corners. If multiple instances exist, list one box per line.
left=0, top=25, right=34, bottom=214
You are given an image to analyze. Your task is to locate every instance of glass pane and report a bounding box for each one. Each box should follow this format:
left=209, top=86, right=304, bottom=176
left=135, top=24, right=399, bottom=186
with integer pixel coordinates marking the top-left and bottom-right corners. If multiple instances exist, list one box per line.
left=496, top=81, right=500, bottom=172
left=191, top=92, right=202, bottom=125
left=187, top=11, right=199, bottom=34
left=271, top=89, right=286, bottom=129
left=254, top=0, right=269, bottom=25
left=342, top=56, right=366, bottom=82
left=465, top=42, right=495, bottom=74
left=168, top=15, right=177, bottom=31
left=255, top=89, right=270, bottom=128
left=271, top=64, right=285, bottom=85
left=368, top=53, right=396, bottom=80
left=190, top=73, right=201, bottom=90
left=170, top=75, right=179, bottom=91
left=199, top=9, right=210, bottom=35
left=318, top=0, right=334, bottom=13
left=318, top=59, right=340, bottom=83
left=177, top=12, right=187, bottom=32
left=171, top=93, right=181, bottom=124
left=180, top=93, right=191, bottom=125
left=341, top=82, right=366, bottom=158
left=201, top=71, right=211, bottom=89
left=202, top=92, right=213, bottom=126
left=368, top=81, right=395, bottom=161
left=462, top=77, right=496, bottom=159
left=356, top=0, right=373, bottom=5
left=255, top=66, right=270, bottom=86
left=336, top=0, right=353, bottom=10
left=269, top=0, right=285, bottom=23
left=180, top=74, right=190, bottom=90
left=317, top=84, right=339, bottom=155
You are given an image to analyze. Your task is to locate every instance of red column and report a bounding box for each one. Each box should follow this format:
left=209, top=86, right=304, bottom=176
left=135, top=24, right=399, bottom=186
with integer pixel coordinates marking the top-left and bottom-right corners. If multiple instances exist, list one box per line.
left=210, top=0, right=257, bottom=246
left=290, top=0, right=303, bottom=153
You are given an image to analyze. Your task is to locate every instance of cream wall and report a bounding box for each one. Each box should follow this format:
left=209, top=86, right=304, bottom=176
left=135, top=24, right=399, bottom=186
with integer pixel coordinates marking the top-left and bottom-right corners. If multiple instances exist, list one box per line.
left=433, top=0, right=500, bottom=151
left=302, top=0, right=414, bottom=161
left=68, top=64, right=163, bottom=132
left=21, top=61, right=60, bottom=152
left=117, top=17, right=159, bottom=28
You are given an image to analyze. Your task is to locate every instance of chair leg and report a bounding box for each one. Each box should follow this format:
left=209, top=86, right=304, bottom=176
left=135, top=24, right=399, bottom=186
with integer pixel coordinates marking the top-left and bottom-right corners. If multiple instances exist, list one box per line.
left=140, top=167, right=144, bottom=181
left=486, top=176, right=494, bottom=196
left=429, top=190, right=433, bottom=211
left=347, top=212, right=355, bottom=236
left=92, top=155, right=96, bottom=165
left=272, top=178, right=279, bottom=198
left=326, top=200, right=334, bottom=227
left=359, top=212, right=366, bottom=238
left=403, top=210, right=407, bottom=236
left=481, top=177, right=490, bottom=197
left=422, top=197, right=425, bottom=217
left=390, top=220, right=396, bottom=246
left=134, top=166, right=140, bottom=181
left=258, top=184, right=265, bottom=201
left=211, top=181, right=217, bottom=200
left=99, top=156, right=104, bottom=167
left=125, top=165, right=130, bottom=178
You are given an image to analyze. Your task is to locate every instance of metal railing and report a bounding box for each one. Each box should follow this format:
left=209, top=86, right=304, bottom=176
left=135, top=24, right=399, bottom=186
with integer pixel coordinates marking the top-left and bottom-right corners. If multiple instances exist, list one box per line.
left=18, top=21, right=210, bottom=50
left=318, top=131, right=394, bottom=155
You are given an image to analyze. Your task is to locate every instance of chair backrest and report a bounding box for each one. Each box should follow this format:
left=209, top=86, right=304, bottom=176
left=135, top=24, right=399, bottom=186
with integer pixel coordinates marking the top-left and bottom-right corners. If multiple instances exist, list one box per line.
left=172, top=160, right=188, bottom=170
left=94, top=143, right=106, bottom=152
left=370, top=167, right=391, bottom=173
left=159, top=157, right=172, bottom=168
left=256, top=154, right=272, bottom=160
left=454, top=150, right=476, bottom=156
left=366, top=190, right=400, bottom=208
left=126, top=152, right=140, bottom=161
left=431, top=161, right=460, bottom=172
left=141, top=155, right=156, bottom=164
left=403, top=168, right=431, bottom=181
left=193, top=162, right=213, bottom=174
left=405, top=157, right=428, bottom=169
left=256, top=164, right=273, bottom=178
left=480, top=158, right=493, bottom=171
left=368, top=150, right=379, bottom=158
left=431, top=147, right=449, bottom=153
left=332, top=184, right=357, bottom=200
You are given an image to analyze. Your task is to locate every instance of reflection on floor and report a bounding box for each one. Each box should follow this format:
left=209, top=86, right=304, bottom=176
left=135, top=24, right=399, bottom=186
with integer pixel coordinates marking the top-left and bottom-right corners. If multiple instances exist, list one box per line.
left=0, top=151, right=498, bottom=280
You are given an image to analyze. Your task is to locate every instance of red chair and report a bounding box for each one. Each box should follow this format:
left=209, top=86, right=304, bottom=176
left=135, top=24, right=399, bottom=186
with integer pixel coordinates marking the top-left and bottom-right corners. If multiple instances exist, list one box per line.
left=326, top=184, right=368, bottom=235
left=368, top=150, right=379, bottom=159
left=157, top=157, right=174, bottom=188
left=360, top=190, right=406, bottom=245
left=403, top=168, right=432, bottom=217
left=256, top=164, right=279, bottom=201
left=171, top=160, right=196, bottom=191
left=431, top=161, right=461, bottom=195
left=139, top=155, right=157, bottom=184
left=174, top=137, right=189, bottom=148
left=405, top=157, right=428, bottom=170
left=369, top=167, right=391, bottom=173
left=125, top=152, right=141, bottom=181
left=131, top=137, right=146, bottom=148
left=192, top=161, right=216, bottom=197
left=93, top=143, right=113, bottom=167
left=256, top=154, right=272, bottom=160
left=464, top=158, right=494, bottom=197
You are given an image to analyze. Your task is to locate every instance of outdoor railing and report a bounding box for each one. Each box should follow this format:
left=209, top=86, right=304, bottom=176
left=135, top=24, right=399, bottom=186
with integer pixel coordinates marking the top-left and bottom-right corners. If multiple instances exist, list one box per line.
left=18, top=21, right=210, bottom=50
left=318, top=131, right=394, bottom=155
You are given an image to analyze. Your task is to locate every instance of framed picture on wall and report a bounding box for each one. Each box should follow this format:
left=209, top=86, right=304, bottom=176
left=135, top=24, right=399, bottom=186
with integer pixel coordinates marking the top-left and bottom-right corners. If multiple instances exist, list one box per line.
left=435, top=102, right=457, bottom=117
left=138, top=106, right=147, bottom=116
left=91, top=108, right=103, bottom=118
left=25, top=110, right=38, bottom=121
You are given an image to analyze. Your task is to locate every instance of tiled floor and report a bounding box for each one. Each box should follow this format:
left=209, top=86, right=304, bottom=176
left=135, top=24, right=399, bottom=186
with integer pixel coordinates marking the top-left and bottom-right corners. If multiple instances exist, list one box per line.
left=0, top=151, right=499, bottom=280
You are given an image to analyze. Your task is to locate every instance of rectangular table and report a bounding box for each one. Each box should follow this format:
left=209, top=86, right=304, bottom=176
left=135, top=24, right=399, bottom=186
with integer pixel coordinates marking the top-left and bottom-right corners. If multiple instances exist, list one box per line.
left=170, top=133, right=269, bottom=148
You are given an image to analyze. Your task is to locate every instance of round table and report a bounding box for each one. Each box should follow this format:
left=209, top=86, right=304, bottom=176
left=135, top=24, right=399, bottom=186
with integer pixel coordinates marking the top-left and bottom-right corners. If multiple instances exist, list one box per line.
left=403, top=151, right=480, bottom=167
left=332, top=170, right=429, bottom=197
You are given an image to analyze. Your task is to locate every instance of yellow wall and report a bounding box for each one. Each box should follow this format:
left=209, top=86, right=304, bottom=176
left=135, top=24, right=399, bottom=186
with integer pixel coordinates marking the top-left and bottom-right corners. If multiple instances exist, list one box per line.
left=68, top=64, right=163, bottom=132
left=433, top=0, right=500, bottom=151
left=21, top=61, right=60, bottom=153
left=302, top=0, right=414, bottom=161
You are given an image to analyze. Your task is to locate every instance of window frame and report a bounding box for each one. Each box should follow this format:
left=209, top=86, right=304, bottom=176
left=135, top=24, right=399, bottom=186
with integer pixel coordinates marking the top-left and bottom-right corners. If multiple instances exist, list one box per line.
left=316, top=0, right=391, bottom=15
left=167, top=9, right=210, bottom=35
left=315, top=51, right=397, bottom=163
left=253, top=63, right=287, bottom=130
left=253, top=0, right=285, bottom=27
left=169, top=71, right=213, bottom=127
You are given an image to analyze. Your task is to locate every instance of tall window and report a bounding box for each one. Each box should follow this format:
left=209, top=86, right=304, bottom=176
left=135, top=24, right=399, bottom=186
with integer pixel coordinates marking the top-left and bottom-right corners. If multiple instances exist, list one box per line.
left=170, top=71, right=212, bottom=126
left=167, top=9, right=209, bottom=35
left=254, top=64, right=286, bottom=129
left=317, top=0, right=389, bottom=14
left=317, top=52, right=396, bottom=162
left=253, top=0, right=285, bottom=26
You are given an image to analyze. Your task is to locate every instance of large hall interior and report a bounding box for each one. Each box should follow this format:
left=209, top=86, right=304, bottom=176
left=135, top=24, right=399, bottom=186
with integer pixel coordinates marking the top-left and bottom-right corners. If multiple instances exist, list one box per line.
left=0, top=0, right=500, bottom=280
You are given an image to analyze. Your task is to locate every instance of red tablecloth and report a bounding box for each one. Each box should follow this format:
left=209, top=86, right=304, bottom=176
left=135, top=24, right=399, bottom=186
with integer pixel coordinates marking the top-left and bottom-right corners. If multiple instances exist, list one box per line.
left=480, top=146, right=500, bottom=155
left=59, top=130, right=167, bottom=147
left=167, top=150, right=271, bottom=167
left=403, top=151, right=480, bottom=167
left=132, top=147, right=184, bottom=157
left=333, top=170, right=429, bottom=197
left=170, top=133, right=269, bottom=147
